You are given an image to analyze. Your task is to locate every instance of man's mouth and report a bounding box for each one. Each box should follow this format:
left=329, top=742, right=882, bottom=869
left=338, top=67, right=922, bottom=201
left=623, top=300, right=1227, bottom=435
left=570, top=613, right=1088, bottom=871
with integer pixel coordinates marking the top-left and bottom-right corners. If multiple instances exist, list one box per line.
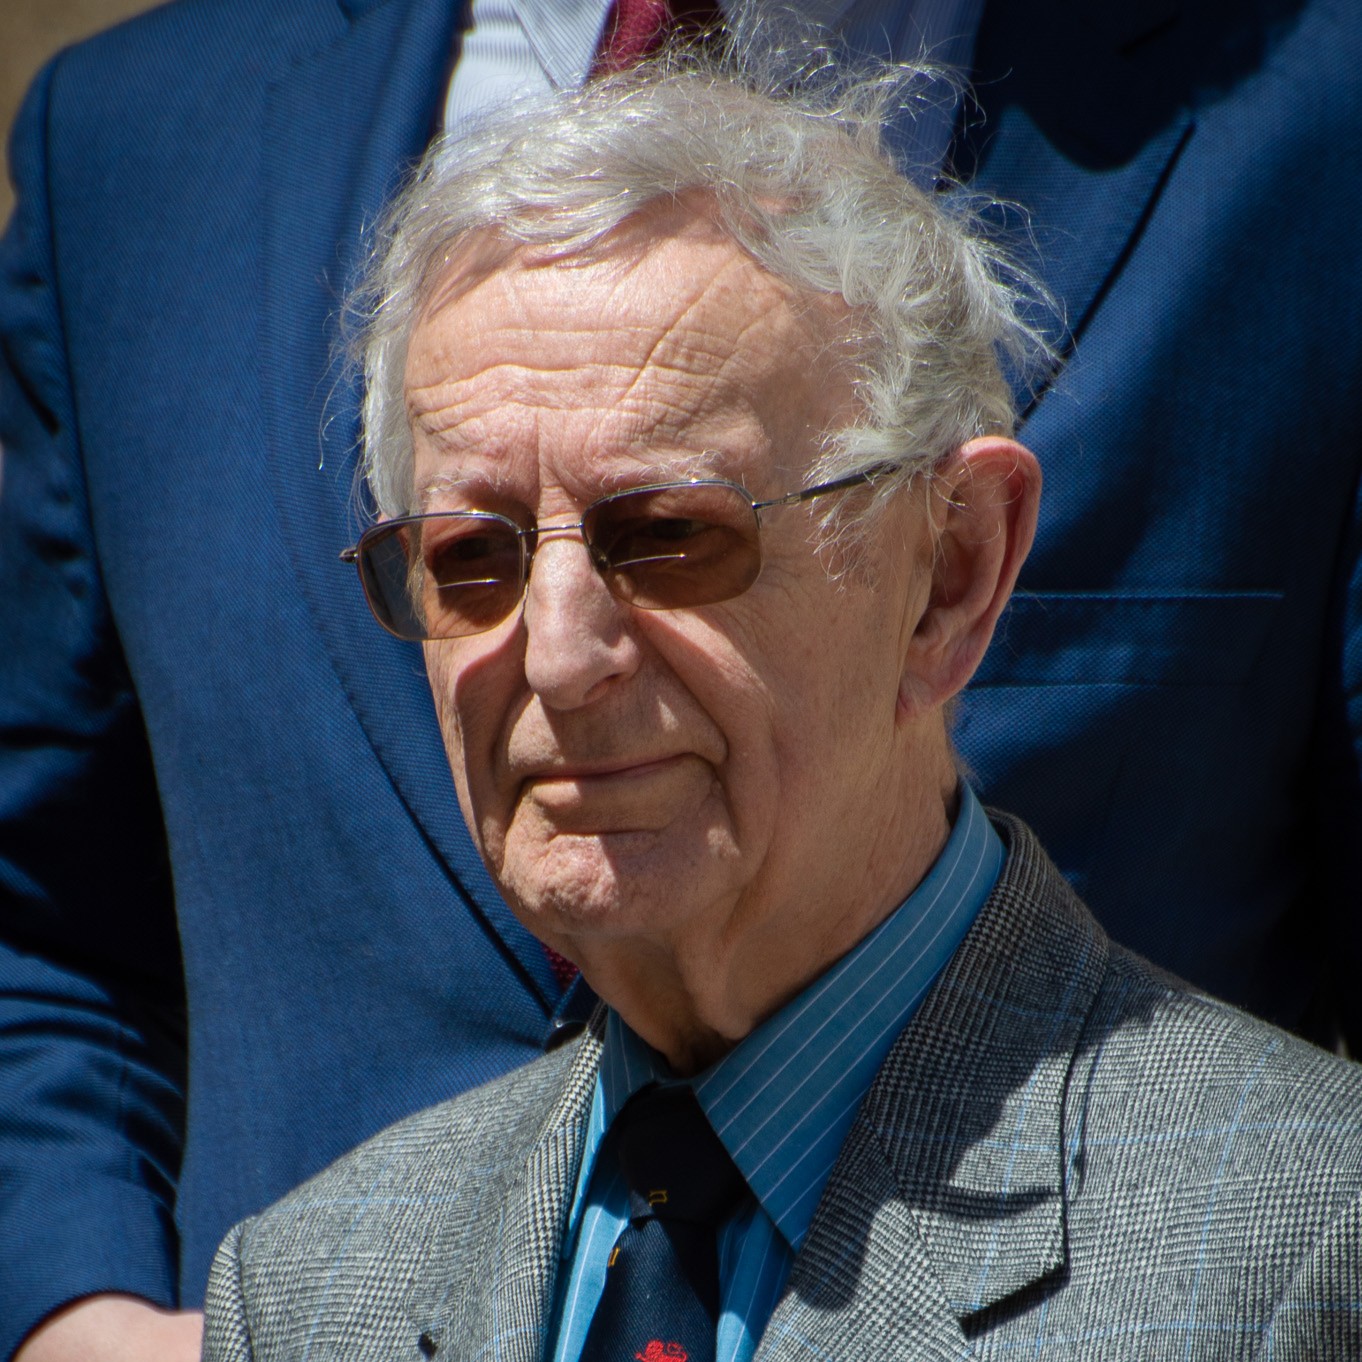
left=529, top=755, right=684, bottom=783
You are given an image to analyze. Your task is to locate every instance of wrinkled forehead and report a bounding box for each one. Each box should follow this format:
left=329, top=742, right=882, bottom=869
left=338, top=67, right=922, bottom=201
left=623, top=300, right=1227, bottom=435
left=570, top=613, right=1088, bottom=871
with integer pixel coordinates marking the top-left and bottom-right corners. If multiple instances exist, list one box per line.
left=411, top=190, right=810, bottom=320
left=402, top=202, right=860, bottom=499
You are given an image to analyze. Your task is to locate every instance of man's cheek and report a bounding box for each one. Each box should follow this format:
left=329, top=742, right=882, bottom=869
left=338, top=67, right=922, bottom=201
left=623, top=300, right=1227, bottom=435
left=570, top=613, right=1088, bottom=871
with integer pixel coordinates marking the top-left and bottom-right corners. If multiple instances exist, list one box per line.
left=429, top=642, right=490, bottom=754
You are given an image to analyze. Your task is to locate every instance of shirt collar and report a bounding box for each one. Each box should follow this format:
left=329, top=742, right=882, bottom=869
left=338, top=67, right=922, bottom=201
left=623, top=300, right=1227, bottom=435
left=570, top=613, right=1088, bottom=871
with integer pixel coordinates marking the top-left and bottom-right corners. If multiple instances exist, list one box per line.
left=513, top=0, right=609, bottom=89
left=599, top=782, right=1002, bottom=1248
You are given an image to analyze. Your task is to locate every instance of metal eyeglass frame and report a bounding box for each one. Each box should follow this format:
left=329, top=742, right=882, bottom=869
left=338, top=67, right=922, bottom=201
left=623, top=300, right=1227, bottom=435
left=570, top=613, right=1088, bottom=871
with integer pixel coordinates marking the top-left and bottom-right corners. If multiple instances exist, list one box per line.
left=339, top=460, right=902, bottom=638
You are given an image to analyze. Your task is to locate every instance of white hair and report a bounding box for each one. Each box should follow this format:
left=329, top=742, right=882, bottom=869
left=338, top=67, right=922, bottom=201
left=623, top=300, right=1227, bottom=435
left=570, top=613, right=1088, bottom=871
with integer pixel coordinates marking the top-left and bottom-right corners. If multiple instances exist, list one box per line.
left=353, top=47, right=1050, bottom=518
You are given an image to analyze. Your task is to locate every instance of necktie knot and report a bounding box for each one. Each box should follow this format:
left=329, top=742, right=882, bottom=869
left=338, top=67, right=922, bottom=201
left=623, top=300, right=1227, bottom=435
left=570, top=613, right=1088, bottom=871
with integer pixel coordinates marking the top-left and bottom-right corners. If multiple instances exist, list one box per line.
left=617, top=1086, right=745, bottom=1225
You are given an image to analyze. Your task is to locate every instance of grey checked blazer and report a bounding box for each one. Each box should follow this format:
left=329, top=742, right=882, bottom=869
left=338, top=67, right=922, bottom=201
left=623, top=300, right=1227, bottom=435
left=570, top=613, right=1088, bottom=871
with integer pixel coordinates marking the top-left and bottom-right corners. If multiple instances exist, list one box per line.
left=204, top=817, right=1362, bottom=1360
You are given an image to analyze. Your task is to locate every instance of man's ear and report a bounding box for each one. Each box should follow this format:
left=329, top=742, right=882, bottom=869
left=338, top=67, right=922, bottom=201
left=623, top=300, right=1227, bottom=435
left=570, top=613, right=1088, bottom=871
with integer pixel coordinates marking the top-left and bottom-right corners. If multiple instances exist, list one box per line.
left=899, top=436, right=1040, bottom=715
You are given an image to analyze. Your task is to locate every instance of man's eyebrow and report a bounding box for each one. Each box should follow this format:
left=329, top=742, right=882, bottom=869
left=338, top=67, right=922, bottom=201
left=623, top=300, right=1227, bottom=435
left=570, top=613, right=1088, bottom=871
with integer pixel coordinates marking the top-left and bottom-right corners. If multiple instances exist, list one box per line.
left=593, top=448, right=732, bottom=491
left=416, top=450, right=736, bottom=512
left=415, top=470, right=517, bottom=512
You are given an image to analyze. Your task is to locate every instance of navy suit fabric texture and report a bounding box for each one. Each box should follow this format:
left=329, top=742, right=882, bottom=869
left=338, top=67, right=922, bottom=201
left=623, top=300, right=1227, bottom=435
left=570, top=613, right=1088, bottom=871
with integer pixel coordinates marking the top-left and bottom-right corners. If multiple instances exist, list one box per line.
left=2, top=0, right=1361, bottom=1349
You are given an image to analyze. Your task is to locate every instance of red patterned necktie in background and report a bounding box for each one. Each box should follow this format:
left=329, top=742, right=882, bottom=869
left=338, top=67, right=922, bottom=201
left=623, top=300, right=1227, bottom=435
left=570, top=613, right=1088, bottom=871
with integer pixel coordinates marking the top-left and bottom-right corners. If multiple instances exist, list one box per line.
left=595, top=0, right=674, bottom=72
left=546, top=943, right=580, bottom=992
left=594, top=0, right=724, bottom=74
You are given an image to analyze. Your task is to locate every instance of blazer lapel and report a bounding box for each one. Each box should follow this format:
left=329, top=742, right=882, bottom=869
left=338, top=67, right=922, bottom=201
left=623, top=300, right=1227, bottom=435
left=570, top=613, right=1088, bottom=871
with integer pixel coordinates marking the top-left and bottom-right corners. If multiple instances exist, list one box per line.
left=759, top=1137, right=971, bottom=1361
left=761, top=818, right=1109, bottom=1354
left=412, top=1019, right=605, bottom=1360
left=257, top=0, right=560, bottom=1003
left=958, top=0, right=1196, bottom=411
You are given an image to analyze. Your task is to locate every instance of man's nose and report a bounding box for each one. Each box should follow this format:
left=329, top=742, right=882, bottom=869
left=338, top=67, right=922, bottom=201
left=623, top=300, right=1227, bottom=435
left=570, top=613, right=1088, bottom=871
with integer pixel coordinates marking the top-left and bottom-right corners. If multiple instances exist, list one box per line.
left=521, top=534, right=642, bottom=709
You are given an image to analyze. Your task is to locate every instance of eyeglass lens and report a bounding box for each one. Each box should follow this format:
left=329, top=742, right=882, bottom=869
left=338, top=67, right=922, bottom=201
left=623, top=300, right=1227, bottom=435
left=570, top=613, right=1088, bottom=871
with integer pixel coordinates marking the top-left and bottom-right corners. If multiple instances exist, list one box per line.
left=356, top=481, right=764, bottom=641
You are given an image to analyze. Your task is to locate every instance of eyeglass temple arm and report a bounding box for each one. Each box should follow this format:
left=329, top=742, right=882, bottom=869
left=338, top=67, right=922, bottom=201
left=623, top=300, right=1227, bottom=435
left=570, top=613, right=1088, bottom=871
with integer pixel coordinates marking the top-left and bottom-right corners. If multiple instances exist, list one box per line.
left=752, top=460, right=902, bottom=512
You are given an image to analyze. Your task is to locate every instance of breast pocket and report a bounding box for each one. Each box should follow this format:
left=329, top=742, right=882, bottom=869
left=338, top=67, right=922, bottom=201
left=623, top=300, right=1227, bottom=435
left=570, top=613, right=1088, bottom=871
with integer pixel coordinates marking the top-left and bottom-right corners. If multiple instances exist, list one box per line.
left=956, top=589, right=1286, bottom=904
left=970, top=590, right=1283, bottom=689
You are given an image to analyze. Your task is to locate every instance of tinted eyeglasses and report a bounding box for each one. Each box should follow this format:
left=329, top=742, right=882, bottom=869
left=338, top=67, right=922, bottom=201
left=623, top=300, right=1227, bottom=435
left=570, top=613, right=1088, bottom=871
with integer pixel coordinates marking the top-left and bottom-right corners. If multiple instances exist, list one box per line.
left=340, top=463, right=898, bottom=642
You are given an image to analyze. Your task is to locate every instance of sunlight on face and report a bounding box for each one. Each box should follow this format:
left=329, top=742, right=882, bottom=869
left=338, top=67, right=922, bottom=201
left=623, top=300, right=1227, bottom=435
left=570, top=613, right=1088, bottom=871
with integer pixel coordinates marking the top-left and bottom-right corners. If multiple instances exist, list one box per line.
left=410, top=205, right=940, bottom=984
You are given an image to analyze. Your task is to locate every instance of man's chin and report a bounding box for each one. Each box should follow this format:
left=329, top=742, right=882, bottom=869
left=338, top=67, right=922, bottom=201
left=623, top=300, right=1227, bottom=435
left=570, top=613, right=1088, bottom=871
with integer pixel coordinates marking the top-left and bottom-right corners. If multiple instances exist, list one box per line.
left=502, top=844, right=712, bottom=948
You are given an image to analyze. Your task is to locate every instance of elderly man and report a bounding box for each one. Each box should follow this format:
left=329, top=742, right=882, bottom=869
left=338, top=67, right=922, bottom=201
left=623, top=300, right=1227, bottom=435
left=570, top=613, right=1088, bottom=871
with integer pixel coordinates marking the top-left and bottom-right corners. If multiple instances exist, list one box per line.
left=204, top=58, right=1362, bottom=1361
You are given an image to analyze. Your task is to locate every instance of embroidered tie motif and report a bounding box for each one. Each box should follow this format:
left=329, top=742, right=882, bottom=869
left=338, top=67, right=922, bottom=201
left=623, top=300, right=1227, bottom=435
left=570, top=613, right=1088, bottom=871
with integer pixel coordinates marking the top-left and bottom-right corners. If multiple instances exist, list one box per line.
left=581, top=1085, right=746, bottom=1362
left=635, top=1343, right=690, bottom=1361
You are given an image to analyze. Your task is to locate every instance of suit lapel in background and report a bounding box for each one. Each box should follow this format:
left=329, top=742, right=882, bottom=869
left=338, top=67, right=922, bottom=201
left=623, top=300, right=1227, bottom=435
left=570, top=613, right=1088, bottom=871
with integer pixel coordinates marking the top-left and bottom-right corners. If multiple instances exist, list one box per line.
left=762, top=819, right=1109, bottom=1354
left=258, top=0, right=561, bottom=1007
left=957, top=0, right=1195, bottom=413
left=413, top=1023, right=605, bottom=1360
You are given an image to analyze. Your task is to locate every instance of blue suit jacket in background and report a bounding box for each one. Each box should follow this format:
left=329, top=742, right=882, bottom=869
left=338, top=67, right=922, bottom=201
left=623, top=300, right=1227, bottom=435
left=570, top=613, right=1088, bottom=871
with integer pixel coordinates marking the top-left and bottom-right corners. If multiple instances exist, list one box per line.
left=0, top=0, right=1359, bottom=1348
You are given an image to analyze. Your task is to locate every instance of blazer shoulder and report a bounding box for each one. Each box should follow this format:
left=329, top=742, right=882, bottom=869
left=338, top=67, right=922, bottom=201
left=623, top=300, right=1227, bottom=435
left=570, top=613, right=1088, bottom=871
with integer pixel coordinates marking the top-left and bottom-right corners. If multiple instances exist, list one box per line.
left=227, top=1040, right=590, bottom=1294
left=206, top=1039, right=595, bottom=1356
left=1078, top=942, right=1362, bottom=1212
left=254, top=1041, right=581, bottom=1223
left=1107, top=939, right=1358, bottom=1067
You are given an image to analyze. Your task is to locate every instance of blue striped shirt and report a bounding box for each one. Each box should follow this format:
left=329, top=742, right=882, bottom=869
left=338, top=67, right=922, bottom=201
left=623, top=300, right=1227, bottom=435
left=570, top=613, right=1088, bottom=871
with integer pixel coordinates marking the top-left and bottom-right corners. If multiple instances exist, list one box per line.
left=549, top=784, right=1003, bottom=1362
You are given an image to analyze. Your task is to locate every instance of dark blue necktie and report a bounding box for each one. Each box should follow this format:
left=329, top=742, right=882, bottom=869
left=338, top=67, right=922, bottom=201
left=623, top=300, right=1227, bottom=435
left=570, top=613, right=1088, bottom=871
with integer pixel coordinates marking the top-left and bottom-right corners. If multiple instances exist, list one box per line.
left=581, top=1085, right=746, bottom=1362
